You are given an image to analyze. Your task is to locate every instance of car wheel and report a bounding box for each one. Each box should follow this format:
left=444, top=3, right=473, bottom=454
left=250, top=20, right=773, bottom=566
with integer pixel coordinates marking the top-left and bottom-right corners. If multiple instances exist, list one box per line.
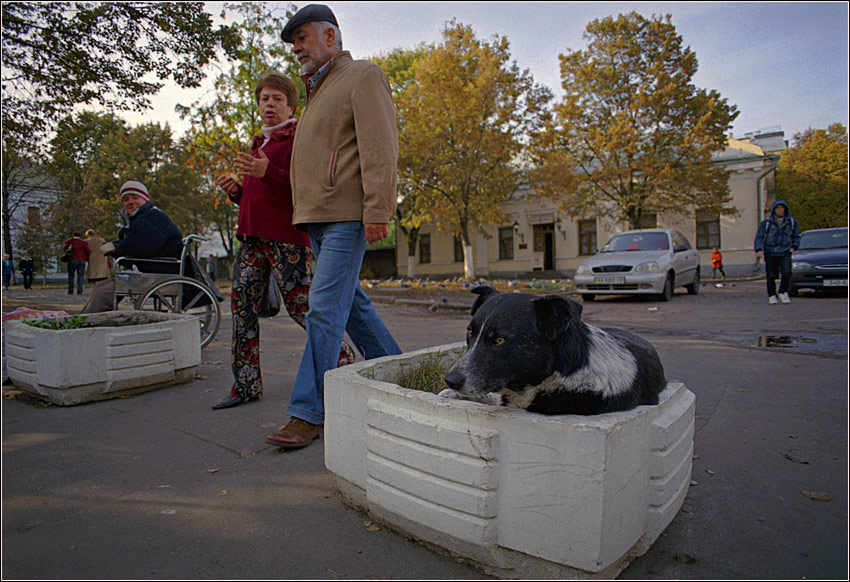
left=686, top=269, right=700, bottom=295
left=582, top=293, right=595, bottom=302
left=659, top=273, right=673, bottom=302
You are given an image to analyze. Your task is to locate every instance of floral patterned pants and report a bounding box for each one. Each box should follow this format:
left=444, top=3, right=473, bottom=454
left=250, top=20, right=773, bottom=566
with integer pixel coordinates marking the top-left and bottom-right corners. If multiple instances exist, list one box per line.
left=230, top=237, right=355, bottom=399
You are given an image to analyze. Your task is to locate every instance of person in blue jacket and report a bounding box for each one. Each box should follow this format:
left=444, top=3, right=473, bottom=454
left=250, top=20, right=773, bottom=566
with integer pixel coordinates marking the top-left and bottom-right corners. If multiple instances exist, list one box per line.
left=754, top=199, right=801, bottom=304
left=81, top=181, right=182, bottom=313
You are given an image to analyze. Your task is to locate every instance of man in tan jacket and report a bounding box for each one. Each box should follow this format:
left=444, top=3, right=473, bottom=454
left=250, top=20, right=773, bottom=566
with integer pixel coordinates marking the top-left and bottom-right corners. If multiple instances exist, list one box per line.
left=266, top=4, right=402, bottom=450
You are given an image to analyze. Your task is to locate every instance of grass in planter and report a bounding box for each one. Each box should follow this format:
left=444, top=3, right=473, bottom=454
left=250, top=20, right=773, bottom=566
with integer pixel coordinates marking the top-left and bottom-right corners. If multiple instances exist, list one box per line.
left=395, top=348, right=466, bottom=394
left=23, top=315, right=87, bottom=330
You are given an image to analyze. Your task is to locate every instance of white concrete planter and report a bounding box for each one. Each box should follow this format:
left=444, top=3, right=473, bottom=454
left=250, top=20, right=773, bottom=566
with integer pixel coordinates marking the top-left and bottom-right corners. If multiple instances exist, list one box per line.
left=4, top=311, right=201, bottom=406
left=324, top=343, right=695, bottom=579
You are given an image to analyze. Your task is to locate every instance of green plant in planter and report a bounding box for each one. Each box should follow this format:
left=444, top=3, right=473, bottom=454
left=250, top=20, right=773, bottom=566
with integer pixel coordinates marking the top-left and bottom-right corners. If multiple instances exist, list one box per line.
left=395, top=351, right=448, bottom=394
left=23, top=315, right=87, bottom=330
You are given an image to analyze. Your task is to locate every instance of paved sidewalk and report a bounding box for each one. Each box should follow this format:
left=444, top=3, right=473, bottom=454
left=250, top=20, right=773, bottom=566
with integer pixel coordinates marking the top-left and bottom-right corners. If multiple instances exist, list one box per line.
left=2, top=281, right=847, bottom=580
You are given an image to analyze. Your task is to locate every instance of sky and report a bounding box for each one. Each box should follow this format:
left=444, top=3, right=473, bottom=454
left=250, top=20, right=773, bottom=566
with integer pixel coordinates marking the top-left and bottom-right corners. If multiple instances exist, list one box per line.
left=130, top=1, right=849, bottom=144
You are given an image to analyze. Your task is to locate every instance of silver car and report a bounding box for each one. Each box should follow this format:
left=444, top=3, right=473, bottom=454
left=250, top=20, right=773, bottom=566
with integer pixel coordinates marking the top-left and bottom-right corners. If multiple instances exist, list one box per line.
left=573, top=229, right=701, bottom=301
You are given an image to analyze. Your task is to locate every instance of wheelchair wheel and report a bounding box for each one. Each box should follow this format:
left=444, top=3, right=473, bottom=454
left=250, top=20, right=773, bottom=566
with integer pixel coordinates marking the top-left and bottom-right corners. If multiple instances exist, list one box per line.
left=134, top=276, right=221, bottom=349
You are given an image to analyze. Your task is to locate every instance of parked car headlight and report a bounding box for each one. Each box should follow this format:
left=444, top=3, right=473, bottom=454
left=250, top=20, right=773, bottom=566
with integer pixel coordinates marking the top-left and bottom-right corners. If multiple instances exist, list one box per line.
left=576, top=264, right=591, bottom=274
left=792, top=261, right=811, bottom=271
left=634, top=261, right=661, bottom=273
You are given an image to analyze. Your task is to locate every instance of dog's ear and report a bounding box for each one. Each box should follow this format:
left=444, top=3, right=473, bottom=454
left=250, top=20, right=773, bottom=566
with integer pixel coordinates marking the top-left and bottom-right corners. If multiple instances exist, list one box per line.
left=470, top=284, right=499, bottom=316
left=533, top=294, right=577, bottom=342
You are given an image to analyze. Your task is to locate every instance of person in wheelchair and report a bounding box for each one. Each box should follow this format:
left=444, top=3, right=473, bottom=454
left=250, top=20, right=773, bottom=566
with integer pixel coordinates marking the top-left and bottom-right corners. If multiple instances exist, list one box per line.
left=81, top=181, right=183, bottom=313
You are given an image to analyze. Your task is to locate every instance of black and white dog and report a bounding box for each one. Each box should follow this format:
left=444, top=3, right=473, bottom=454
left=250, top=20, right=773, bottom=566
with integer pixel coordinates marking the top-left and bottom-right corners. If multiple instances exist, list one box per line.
left=439, top=286, right=666, bottom=415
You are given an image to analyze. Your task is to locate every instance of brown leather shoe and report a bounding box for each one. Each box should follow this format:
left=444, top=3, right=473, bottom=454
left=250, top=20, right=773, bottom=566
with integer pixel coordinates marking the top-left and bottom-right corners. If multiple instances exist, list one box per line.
left=265, top=417, right=322, bottom=449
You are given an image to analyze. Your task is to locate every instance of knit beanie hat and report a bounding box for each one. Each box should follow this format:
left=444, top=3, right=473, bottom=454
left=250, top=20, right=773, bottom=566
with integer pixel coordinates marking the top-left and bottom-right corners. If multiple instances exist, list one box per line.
left=119, top=180, right=150, bottom=202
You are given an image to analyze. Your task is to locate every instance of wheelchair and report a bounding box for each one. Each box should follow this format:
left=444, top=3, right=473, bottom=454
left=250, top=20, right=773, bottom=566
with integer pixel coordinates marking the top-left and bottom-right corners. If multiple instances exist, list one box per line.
left=112, top=235, right=224, bottom=349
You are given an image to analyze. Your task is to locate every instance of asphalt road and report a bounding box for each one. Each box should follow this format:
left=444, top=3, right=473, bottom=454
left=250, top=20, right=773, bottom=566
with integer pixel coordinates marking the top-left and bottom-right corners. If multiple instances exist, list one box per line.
left=1, top=279, right=847, bottom=580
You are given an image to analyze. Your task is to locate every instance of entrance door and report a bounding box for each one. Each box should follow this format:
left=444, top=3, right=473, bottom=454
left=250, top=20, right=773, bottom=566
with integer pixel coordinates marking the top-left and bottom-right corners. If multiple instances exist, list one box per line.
left=533, top=224, right=555, bottom=271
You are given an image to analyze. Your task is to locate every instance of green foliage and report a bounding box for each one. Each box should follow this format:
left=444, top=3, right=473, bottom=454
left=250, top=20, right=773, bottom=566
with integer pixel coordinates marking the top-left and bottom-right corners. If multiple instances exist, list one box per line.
left=774, top=124, right=848, bottom=231
left=24, top=316, right=87, bottom=330
left=1, top=1, right=238, bottom=149
left=395, top=351, right=451, bottom=394
left=46, top=111, right=207, bottom=247
left=529, top=12, right=738, bottom=230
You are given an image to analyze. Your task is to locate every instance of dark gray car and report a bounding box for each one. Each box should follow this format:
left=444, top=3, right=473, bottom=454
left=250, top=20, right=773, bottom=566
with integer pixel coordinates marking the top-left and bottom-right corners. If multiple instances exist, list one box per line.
left=789, top=227, right=848, bottom=296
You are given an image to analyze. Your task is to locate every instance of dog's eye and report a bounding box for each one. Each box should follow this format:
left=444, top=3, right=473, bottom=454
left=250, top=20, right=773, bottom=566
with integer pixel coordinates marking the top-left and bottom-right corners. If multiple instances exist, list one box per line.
left=467, top=329, right=473, bottom=338
left=495, top=337, right=505, bottom=345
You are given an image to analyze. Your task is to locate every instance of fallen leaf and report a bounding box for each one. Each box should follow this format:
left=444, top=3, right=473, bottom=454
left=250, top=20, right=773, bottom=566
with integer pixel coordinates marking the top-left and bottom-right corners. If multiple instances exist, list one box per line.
left=692, top=455, right=700, bottom=460
left=705, top=469, right=715, bottom=475
left=781, top=453, right=810, bottom=465
left=366, top=524, right=381, bottom=532
left=802, top=490, right=831, bottom=502
left=239, top=450, right=255, bottom=458
left=218, top=489, right=229, bottom=496
left=206, top=469, right=219, bottom=473
left=675, top=553, right=697, bottom=565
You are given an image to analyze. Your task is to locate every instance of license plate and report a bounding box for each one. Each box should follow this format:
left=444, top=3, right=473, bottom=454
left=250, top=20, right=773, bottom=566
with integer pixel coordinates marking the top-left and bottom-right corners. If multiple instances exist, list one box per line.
left=824, top=279, right=847, bottom=287
left=594, top=277, right=625, bottom=285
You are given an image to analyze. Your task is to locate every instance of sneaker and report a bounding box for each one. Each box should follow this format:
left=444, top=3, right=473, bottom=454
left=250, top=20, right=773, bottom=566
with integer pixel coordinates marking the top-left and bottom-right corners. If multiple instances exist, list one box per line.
left=778, top=293, right=791, bottom=304
left=768, top=296, right=778, bottom=304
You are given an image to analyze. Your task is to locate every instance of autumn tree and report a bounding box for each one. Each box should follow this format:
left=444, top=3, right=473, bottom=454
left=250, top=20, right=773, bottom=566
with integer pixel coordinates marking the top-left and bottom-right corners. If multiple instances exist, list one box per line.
left=774, top=123, right=848, bottom=230
left=530, top=12, right=739, bottom=230
left=396, top=21, right=551, bottom=278
left=1, top=1, right=238, bottom=150
left=47, top=112, right=207, bottom=249
left=374, top=45, right=432, bottom=278
left=178, top=2, right=301, bottom=258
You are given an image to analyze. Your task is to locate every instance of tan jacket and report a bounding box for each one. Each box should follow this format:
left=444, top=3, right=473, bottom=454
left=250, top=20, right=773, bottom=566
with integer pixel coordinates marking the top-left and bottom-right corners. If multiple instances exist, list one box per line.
left=291, top=51, right=398, bottom=227
left=84, top=235, right=110, bottom=280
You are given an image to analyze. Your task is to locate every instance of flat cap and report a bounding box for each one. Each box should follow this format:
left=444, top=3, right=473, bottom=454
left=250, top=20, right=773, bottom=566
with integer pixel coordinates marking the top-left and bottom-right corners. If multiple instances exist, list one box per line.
left=281, top=4, right=338, bottom=42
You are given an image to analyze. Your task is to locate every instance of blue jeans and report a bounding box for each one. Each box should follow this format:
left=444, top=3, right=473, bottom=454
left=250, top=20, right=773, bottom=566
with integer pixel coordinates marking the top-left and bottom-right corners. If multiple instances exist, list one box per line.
left=288, top=222, right=401, bottom=424
left=68, top=259, right=86, bottom=294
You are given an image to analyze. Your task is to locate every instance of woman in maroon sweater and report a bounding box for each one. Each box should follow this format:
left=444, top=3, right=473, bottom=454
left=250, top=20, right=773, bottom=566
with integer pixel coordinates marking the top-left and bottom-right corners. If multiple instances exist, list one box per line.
left=213, top=73, right=354, bottom=410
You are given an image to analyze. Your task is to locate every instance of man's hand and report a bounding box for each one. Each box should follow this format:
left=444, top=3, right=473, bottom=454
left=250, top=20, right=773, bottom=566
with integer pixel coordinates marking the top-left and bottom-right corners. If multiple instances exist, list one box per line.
left=364, top=223, right=388, bottom=244
left=235, top=148, right=270, bottom=179
left=756, top=251, right=764, bottom=259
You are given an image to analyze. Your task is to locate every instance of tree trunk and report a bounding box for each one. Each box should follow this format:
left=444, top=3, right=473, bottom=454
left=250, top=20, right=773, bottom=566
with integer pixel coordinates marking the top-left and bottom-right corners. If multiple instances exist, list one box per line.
left=463, top=243, right=475, bottom=279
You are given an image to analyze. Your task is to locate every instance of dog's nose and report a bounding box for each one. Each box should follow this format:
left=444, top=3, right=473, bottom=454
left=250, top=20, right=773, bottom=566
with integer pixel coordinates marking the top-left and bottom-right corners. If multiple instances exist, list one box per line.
left=444, top=371, right=463, bottom=391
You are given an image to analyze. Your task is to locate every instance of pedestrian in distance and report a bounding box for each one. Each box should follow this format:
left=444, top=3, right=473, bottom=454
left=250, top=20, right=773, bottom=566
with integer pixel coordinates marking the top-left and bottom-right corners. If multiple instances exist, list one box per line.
left=265, top=3, right=402, bottom=449
left=2, top=254, right=15, bottom=290
left=18, top=253, right=36, bottom=290
left=711, top=247, right=726, bottom=280
left=84, top=228, right=110, bottom=283
left=211, top=72, right=354, bottom=411
left=754, top=199, right=800, bottom=304
left=63, top=232, right=90, bottom=295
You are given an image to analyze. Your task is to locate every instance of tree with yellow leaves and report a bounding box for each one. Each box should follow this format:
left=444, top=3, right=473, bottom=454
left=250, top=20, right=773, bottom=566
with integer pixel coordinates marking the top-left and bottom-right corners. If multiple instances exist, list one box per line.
left=395, top=21, right=552, bottom=278
left=530, top=12, right=738, bottom=231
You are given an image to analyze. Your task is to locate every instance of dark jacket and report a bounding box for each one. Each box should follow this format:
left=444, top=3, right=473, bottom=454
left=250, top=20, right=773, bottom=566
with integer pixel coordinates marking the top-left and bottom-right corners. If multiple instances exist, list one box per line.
left=18, top=258, right=35, bottom=274
left=114, top=201, right=183, bottom=274
left=754, top=199, right=801, bottom=256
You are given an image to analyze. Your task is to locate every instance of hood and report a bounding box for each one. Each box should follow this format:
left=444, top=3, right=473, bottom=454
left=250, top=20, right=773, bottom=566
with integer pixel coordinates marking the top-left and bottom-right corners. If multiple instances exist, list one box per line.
left=770, top=199, right=793, bottom=220
left=580, top=249, right=670, bottom=267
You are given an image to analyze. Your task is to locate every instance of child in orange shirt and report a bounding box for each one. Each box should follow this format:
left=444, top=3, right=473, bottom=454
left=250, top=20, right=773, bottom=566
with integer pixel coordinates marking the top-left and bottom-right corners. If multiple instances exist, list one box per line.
left=711, top=247, right=726, bottom=279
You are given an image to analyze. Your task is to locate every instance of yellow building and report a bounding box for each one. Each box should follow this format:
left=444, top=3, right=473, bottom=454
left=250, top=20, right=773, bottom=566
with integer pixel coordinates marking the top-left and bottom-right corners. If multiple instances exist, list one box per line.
left=397, top=138, right=780, bottom=279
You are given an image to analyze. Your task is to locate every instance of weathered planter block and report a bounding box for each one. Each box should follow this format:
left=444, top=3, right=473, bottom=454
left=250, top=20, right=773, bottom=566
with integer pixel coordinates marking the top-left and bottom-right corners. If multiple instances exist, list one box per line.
left=4, top=311, right=200, bottom=406
left=324, top=343, right=695, bottom=579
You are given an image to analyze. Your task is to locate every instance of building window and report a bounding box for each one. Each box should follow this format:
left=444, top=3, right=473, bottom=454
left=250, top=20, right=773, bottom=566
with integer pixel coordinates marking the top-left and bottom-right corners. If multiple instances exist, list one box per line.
left=419, top=234, right=431, bottom=264
left=638, top=214, right=657, bottom=229
left=453, top=236, right=464, bottom=262
left=27, top=206, right=42, bottom=228
left=498, top=227, right=514, bottom=260
left=578, top=219, right=597, bottom=255
left=696, top=211, right=720, bottom=249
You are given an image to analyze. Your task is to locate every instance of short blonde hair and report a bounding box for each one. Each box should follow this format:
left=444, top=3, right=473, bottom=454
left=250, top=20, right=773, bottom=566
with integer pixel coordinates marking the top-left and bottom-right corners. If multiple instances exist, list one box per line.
left=255, top=73, right=299, bottom=109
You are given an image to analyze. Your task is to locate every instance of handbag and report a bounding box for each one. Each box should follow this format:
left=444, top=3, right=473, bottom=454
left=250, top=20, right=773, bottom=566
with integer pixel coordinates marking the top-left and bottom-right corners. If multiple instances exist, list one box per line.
left=258, top=275, right=281, bottom=318
left=60, top=250, right=71, bottom=263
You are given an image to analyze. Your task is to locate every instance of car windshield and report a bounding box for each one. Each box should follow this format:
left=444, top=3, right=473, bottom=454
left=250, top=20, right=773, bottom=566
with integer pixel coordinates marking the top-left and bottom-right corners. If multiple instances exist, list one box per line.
left=799, top=230, right=848, bottom=250
left=600, top=232, right=669, bottom=252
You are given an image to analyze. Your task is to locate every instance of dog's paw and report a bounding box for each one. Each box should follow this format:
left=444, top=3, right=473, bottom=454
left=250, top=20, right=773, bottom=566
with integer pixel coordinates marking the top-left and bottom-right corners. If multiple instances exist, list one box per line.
left=482, top=392, right=505, bottom=406
left=438, top=388, right=462, bottom=399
